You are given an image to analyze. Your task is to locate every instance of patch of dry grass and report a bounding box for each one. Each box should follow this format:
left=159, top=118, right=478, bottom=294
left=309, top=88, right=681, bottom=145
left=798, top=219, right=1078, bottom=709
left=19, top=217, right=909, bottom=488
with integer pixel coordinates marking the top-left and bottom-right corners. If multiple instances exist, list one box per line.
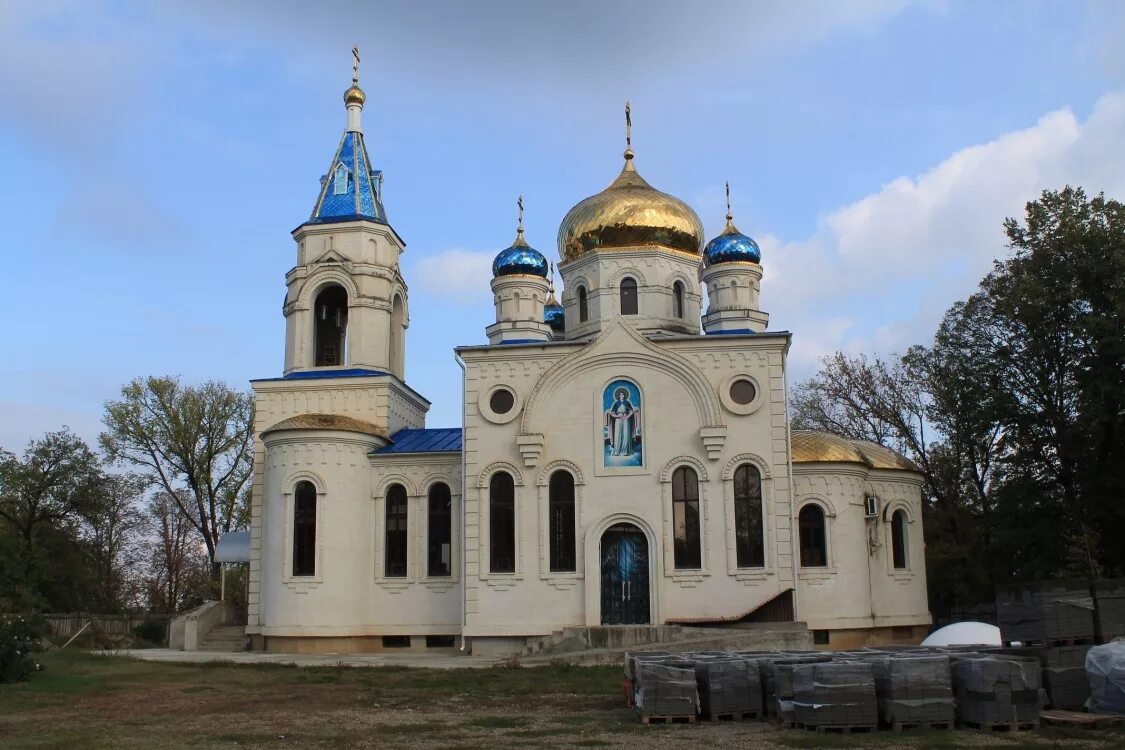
left=1, top=651, right=1123, bottom=749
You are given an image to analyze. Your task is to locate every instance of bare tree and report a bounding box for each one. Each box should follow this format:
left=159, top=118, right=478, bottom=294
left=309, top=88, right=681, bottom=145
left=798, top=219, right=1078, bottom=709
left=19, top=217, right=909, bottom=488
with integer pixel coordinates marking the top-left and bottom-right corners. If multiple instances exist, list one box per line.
left=100, top=377, right=253, bottom=579
left=144, top=491, right=208, bottom=613
left=79, top=472, right=150, bottom=612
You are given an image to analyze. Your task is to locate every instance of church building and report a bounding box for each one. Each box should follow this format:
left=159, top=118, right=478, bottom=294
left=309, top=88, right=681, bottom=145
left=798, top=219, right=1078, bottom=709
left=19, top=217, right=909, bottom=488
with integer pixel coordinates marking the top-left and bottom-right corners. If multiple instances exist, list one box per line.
left=246, top=63, right=932, bottom=656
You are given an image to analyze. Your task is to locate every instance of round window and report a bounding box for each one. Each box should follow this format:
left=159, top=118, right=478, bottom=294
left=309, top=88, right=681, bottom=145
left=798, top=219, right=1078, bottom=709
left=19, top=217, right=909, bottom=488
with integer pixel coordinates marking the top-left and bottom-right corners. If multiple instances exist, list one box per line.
left=729, top=379, right=757, bottom=405
left=489, top=388, right=515, bottom=415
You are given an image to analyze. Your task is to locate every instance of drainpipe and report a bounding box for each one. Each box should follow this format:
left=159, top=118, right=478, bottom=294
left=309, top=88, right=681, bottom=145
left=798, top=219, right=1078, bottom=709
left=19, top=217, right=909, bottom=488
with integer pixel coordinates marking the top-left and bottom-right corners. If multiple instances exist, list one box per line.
left=455, top=351, right=469, bottom=652
left=782, top=347, right=800, bottom=623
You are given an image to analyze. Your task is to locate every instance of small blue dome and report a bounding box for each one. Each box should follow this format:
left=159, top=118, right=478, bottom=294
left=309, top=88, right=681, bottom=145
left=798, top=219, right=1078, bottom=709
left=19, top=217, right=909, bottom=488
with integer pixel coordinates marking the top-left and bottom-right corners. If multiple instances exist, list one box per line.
left=544, top=299, right=564, bottom=331
left=492, top=232, right=549, bottom=278
left=704, top=226, right=761, bottom=266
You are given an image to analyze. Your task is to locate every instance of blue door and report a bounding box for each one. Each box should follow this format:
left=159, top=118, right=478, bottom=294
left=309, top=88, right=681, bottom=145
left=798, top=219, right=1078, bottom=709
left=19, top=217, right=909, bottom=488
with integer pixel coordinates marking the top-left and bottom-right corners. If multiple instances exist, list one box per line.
left=600, top=524, right=650, bottom=625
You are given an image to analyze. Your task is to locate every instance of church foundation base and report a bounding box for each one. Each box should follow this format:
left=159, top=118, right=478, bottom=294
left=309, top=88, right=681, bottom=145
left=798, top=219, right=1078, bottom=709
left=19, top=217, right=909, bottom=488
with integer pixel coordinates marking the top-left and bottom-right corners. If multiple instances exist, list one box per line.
left=250, top=635, right=461, bottom=654
left=810, top=624, right=930, bottom=651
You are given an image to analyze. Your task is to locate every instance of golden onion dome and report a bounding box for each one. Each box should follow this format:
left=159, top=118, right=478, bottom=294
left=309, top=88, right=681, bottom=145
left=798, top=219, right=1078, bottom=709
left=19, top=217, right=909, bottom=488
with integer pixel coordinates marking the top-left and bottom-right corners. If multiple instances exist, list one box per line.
left=344, top=85, right=366, bottom=107
left=557, top=149, right=704, bottom=262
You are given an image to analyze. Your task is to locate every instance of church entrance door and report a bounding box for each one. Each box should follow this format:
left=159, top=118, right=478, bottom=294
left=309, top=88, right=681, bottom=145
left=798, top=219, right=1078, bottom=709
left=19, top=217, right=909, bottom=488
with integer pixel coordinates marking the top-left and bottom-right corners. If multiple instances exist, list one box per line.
left=600, top=523, right=650, bottom=625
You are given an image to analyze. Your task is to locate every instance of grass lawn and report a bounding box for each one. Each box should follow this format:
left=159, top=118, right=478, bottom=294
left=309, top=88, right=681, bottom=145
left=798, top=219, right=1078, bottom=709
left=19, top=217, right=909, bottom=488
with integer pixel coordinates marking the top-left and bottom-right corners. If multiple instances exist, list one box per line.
left=1, top=651, right=1123, bottom=749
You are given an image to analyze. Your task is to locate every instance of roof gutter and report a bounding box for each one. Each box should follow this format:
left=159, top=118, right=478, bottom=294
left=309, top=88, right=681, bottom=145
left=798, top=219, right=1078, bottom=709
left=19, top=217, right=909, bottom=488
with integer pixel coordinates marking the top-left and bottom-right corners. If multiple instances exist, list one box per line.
left=455, top=350, right=469, bottom=653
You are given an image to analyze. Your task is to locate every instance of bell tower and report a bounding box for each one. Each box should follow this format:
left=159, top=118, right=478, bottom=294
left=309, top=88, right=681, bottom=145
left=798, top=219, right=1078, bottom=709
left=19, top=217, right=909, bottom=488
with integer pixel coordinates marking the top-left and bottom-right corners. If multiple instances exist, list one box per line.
left=283, top=48, right=409, bottom=379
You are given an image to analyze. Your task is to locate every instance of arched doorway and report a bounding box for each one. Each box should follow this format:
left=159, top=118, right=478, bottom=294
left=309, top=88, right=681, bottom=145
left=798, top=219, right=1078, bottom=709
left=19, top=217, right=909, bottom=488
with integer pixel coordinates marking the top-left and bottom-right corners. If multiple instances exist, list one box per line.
left=600, top=523, right=650, bottom=625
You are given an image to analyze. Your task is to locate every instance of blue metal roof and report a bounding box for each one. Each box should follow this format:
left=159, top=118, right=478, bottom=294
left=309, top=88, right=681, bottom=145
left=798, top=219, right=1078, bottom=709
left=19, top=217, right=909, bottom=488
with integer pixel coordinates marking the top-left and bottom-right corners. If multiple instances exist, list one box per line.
left=375, top=428, right=462, bottom=454
left=307, top=130, right=388, bottom=226
left=252, top=368, right=389, bottom=382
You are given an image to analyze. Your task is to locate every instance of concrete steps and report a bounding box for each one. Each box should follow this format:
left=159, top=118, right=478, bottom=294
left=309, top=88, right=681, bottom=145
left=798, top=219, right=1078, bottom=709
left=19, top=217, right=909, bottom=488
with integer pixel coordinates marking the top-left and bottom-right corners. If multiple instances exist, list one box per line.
left=197, top=625, right=247, bottom=652
left=520, top=623, right=812, bottom=665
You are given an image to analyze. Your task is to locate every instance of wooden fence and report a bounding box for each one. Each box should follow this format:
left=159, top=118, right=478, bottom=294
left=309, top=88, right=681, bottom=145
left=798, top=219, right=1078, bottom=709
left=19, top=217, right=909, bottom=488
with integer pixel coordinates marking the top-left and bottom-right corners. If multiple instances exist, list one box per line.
left=9, top=613, right=175, bottom=643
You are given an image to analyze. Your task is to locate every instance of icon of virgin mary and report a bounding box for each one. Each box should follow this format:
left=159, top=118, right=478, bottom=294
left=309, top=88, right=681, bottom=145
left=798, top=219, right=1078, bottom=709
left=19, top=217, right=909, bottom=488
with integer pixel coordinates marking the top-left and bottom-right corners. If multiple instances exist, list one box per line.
left=605, top=386, right=641, bottom=459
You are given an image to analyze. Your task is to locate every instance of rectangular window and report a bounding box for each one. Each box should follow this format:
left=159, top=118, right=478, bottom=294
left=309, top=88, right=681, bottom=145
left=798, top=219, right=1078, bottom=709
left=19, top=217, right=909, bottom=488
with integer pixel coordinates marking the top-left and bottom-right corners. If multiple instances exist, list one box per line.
left=489, top=473, right=516, bottom=573
left=293, top=482, right=317, bottom=577
left=549, top=472, right=576, bottom=573
left=428, top=484, right=452, bottom=577
left=672, top=467, right=701, bottom=569
left=813, top=630, right=830, bottom=645
left=382, top=635, right=411, bottom=648
left=385, top=486, right=408, bottom=577
left=425, top=635, right=456, bottom=648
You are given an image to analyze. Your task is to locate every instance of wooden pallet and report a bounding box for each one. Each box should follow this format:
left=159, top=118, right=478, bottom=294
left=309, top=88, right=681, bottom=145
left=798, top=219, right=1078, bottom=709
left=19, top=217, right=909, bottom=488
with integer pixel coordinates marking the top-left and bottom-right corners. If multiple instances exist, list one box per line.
left=704, top=710, right=760, bottom=722
left=799, top=724, right=877, bottom=734
left=639, top=714, right=696, bottom=725
left=960, top=719, right=1039, bottom=732
left=1041, top=710, right=1124, bottom=728
left=889, top=720, right=954, bottom=731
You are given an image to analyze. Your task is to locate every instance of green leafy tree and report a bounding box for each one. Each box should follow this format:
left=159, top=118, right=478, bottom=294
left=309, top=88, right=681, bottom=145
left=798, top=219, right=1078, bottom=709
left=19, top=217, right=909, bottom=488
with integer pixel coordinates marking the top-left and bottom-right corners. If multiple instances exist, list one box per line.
left=100, top=377, right=254, bottom=580
left=0, top=429, right=103, bottom=608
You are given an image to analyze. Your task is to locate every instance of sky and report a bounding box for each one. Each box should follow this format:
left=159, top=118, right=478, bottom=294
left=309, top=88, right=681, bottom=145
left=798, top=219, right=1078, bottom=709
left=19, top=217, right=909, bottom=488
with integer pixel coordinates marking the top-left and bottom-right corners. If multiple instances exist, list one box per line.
left=2, top=0, right=1125, bottom=452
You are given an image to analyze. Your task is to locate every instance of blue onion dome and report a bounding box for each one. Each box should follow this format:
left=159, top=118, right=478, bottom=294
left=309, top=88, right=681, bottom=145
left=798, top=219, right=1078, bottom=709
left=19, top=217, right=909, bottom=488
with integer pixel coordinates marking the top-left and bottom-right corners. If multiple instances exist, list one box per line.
left=704, top=190, right=760, bottom=266
left=492, top=226, right=549, bottom=277
left=544, top=292, right=564, bottom=332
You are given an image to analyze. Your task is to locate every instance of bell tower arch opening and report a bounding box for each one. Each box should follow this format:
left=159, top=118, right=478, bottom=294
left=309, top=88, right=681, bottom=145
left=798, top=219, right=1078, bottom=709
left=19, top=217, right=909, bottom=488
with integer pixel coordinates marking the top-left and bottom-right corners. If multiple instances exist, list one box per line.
left=314, top=284, right=348, bottom=366
left=390, top=293, right=405, bottom=377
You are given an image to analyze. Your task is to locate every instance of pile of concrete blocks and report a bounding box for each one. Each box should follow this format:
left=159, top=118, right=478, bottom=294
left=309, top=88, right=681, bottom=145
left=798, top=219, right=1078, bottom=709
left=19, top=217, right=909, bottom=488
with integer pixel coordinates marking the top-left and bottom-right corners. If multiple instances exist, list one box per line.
left=871, top=654, right=955, bottom=725
left=1095, top=580, right=1125, bottom=637
left=762, top=654, right=830, bottom=723
left=1040, top=645, right=1091, bottom=709
left=634, top=661, right=699, bottom=719
left=792, top=660, right=879, bottom=729
left=951, top=655, right=1041, bottom=726
left=693, top=657, right=762, bottom=719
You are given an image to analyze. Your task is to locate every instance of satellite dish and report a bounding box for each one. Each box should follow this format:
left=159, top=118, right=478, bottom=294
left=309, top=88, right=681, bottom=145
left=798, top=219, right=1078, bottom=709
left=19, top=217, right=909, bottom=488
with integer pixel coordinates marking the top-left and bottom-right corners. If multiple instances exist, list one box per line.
left=920, top=621, right=1002, bottom=647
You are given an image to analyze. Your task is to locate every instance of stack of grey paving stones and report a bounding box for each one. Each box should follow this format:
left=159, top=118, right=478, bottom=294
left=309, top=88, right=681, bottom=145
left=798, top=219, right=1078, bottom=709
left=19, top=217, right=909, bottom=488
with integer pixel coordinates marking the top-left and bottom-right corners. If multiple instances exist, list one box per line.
left=764, top=655, right=831, bottom=723
left=1095, top=579, right=1125, bottom=638
left=693, top=657, right=762, bottom=719
left=998, top=580, right=1099, bottom=644
left=792, top=660, right=879, bottom=729
left=871, top=655, right=955, bottom=726
left=951, top=655, right=1041, bottom=726
left=634, top=660, right=699, bottom=719
left=1040, top=645, right=1091, bottom=709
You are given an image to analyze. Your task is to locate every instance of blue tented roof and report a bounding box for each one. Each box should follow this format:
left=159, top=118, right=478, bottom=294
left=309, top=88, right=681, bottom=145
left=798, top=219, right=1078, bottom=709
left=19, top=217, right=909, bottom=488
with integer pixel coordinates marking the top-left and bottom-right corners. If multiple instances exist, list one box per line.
left=375, top=428, right=462, bottom=454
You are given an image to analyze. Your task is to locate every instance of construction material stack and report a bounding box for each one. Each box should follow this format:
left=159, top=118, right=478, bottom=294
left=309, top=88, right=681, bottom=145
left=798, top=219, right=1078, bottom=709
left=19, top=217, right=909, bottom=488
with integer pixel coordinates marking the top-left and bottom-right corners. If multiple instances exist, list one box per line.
left=634, top=660, right=699, bottom=723
left=871, top=654, right=955, bottom=728
left=1040, top=645, right=1091, bottom=709
left=694, top=657, right=761, bottom=720
left=792, top=660, right=879, bottom=731
left=951, top=655, right=1041, bottom=729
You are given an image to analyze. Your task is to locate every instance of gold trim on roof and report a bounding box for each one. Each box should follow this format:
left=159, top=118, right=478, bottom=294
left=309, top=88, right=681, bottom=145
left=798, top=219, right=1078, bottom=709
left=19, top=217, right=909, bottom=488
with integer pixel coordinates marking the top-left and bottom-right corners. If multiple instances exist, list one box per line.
left=790, top=430, right=920, bottom=473
left=263, top=413, right=385, bottom=438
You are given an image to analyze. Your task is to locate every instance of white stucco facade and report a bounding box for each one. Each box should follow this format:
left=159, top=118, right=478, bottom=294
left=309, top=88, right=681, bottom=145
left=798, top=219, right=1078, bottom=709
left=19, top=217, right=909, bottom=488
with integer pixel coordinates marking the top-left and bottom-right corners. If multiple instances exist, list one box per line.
left=245, top=76, right=932, bottom=655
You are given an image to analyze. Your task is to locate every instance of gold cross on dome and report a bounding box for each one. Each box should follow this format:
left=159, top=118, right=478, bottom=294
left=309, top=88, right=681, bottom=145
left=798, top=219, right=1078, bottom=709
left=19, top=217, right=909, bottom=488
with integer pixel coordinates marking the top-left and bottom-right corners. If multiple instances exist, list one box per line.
left=625, top=100, right=632, bottom=147
left=517, top=194, right=524, bottom=230
left=352, top=45, right=360, bottom=84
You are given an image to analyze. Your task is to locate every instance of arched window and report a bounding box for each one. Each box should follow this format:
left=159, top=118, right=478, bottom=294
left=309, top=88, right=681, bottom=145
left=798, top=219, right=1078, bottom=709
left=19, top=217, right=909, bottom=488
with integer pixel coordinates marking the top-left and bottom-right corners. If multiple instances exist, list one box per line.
left=673, top=281, right=685, bottom=319
left=293, top=481, right=317, bottom=576
left=620, top=277, right=638, bottom=315
left=385, top=484, right=408, bottom=577
left=314, top=284, right=348, bottom=366
left=578, top=286, right=588, bottom=323
left=549, top=471, right=576, bottom=572
left=672, top=466, right=701, bottom=569
left=489, top=472, right=515, bottom=573
left=798, top=504, right=827, bottom=567
left=389, top=294, right=405, bottom=376
left=891, top=509, right=908, bottom=570
left=428, top=483, right=452, bottom=577
left=734, top=464, right=764, bottom=567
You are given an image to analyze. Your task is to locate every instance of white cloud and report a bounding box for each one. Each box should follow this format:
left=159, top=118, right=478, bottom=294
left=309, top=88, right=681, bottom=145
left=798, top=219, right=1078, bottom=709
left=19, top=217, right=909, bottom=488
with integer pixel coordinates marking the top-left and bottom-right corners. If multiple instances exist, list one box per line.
left=761, top=91, right=1125, bottom=375
left=413, top=248, right=496, bottom=304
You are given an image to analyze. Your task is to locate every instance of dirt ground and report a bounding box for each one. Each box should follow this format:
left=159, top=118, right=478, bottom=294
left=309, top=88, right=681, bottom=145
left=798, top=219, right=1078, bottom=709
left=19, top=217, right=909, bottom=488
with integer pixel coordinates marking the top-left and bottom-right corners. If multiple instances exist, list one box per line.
left=1, top=651, right=1122, bottom=749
